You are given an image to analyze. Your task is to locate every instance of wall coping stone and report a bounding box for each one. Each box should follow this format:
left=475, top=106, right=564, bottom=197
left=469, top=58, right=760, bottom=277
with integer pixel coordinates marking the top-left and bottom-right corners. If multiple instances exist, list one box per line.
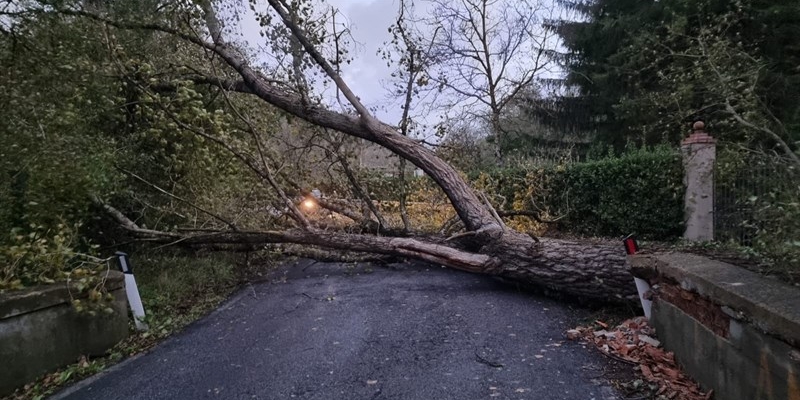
left=630, top=253, right=800, bottom=347
left=0, top=270, right=124, bottom=320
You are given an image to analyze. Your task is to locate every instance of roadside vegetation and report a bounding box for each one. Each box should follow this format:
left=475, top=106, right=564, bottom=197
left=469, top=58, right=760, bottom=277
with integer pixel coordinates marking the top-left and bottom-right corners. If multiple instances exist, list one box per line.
left=2, top=252, right=246, bottom=400
left=0, top=0, right=797, bottom=397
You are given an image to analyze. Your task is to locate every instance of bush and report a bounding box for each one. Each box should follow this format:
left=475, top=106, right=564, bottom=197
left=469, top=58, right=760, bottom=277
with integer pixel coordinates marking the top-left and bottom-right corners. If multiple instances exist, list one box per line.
left=479, top=146, right=685, bottom=239
left=714, top=146, right=800, bottom=276
left=553, top=146, right=685, bottom=238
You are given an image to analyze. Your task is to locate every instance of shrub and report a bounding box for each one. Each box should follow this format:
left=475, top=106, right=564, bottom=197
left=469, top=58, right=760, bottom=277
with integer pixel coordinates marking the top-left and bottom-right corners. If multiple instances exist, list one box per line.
left=714, top=146, right=800, bottom=276
left=479, top=146, right=685, bottom=239
left=0, top=223, right=100, bottom=290
left=552, top=146, right=685, bottom=238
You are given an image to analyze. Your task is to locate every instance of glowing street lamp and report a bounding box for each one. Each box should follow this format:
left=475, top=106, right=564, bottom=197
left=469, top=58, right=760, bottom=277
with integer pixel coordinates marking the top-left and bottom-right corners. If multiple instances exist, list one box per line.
left=302, top=198, right=316, bottom=211
left=301, top=188, right=321, bottom=212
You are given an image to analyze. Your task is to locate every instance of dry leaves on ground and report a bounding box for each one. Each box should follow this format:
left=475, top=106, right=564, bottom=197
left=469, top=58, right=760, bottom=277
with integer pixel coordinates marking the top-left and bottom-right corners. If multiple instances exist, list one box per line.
left=567, top=317, right=713, bottom=400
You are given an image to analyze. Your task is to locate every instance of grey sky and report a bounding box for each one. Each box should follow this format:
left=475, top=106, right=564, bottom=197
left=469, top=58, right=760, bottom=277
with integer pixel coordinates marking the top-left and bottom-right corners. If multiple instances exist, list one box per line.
left=234, top=0, right=405, bottom=123
left=326, top=0, right=400, bottom=123
left=233, top=0, right=568, bottom=140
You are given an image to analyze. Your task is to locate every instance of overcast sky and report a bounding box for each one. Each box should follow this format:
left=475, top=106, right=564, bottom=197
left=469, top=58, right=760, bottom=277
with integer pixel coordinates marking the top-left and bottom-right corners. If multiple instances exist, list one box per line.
left=232, top=0, right=568, bottom=139
left=234, top=0, right=406, bottom=123
left=326, top=0, right=401, bottom=123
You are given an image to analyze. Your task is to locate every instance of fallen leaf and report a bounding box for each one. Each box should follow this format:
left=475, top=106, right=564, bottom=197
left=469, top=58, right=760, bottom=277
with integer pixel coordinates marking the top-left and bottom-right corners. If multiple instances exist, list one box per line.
left=641, top=364, right=655, bottom=380
left=664, top=367, right=680, bottom=379
left=566, top=329, right=582, bottom=340
left=569, top=317, right=711, bottom=400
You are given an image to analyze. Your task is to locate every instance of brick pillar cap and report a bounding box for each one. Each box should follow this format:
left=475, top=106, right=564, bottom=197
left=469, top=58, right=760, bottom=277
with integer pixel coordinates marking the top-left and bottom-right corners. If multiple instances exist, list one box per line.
left=682, top=121, right=716, bottom=145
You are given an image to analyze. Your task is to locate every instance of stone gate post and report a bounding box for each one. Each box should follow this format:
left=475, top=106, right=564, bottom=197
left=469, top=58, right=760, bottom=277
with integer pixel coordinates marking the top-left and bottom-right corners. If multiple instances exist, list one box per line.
left=681, top=121, right=716, bottom=241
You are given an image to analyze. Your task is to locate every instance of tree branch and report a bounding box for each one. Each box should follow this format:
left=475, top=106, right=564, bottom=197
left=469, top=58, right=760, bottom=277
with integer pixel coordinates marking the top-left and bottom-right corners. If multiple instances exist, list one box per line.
left=116, top=166, right=239, bottom=231
left=95, top=198, right=500, bottom=274
left=43, top=4, right=501, bottom=233
left=266, top=0, right=372, bottom=120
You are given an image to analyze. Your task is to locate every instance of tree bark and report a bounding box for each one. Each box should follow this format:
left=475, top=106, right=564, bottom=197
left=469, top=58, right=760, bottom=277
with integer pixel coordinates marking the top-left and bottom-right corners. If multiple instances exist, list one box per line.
left=101, top=198, right=635, bottom=304
left=485, top=234, right=636, bottom=303
left=66, top=6, right=638, bottom=305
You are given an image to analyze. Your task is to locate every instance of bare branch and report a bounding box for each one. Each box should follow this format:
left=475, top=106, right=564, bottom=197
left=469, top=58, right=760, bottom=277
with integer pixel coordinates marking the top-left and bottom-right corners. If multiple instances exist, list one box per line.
left=94, top=199, right=500, bottom=274
left=41, top=3, right=500, bottom=232
left=266, top=0, right=372, bottom=120
left=117, top=167, right=239, bottom=231
left=697, top=38, right=800, bottom=168
left=91, top=196, right=180, bottom=239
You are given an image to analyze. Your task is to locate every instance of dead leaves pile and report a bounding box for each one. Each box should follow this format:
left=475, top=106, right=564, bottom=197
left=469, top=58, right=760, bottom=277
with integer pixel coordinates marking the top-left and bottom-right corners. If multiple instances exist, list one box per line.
left=567, top=317, right=713, bottom=400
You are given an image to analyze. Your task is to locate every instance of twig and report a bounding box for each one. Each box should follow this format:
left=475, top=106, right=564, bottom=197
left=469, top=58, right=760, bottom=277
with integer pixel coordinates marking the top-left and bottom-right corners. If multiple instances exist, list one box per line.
left=479, top=191, right=506, bottom=231
left=497, top=209, right=562, bottom=224
left=116, top=166, right=238, bottom=231
left=446, top=230, right=477, bottom=242
left=474, top=350, right=504, bottom=368
left=595, top=347, right=637, bottom=365
left=267, top=0, right=372, bottom=120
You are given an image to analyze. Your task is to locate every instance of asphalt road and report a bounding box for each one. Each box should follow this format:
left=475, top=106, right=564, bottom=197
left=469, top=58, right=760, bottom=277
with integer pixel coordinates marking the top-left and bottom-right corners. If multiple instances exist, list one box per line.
left=53, top=259, right=622, bottom=400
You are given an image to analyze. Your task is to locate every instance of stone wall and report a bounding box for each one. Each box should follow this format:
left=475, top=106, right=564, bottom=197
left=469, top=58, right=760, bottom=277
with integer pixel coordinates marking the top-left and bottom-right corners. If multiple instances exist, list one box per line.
left=0, top=271, right=129, bottom=396
left=631, top=253, right=800, bottom=400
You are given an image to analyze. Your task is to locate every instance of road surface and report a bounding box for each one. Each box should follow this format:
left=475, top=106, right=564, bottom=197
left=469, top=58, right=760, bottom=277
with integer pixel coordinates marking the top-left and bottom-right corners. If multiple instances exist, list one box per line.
left=53, top=259, right=623, bottom=400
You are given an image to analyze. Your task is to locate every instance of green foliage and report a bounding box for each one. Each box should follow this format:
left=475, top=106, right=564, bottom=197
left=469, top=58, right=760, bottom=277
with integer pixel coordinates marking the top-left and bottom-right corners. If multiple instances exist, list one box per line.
left=551, top=0, right=800, bottom=152
left=6, top=251, right=242, bottom=400
left=0, top=223, right=83, bottom=289
left=715, top=147, right=800, bottom=275
left=0, top=13, right=122, bottom=243
left=0, top=4, right=266, bottom=287
left=552, top=147, right=685, bottom=238
left=477, top=146, right=685, bottom=239
left=0, top=220, right=115, bottom=314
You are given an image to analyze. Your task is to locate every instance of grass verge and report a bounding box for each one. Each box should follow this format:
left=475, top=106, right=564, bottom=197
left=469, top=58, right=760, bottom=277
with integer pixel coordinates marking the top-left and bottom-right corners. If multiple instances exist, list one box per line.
left=3, top=251, right=250, bottom=400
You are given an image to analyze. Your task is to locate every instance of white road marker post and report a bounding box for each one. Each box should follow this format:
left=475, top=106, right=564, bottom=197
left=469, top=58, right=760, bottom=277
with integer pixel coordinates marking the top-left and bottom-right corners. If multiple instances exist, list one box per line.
left=624, top=235, right=653, bottom=320
left=116, top=251, right=149, bottom=331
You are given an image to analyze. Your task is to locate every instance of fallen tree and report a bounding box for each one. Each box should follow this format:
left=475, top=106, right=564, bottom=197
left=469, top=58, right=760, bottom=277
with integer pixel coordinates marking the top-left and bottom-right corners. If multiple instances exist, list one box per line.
left=8, top=1, right=637, bottom=304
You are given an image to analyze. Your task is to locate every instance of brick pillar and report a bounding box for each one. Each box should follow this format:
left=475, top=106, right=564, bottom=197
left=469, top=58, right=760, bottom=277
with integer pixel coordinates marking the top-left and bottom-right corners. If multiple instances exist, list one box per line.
left=681, top=121, right=716, bottom=241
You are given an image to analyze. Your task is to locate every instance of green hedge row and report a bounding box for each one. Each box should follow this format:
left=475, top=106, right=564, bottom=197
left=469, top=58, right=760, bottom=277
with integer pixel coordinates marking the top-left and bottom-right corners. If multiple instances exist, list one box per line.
left=479, top=147, right=685, bottom=239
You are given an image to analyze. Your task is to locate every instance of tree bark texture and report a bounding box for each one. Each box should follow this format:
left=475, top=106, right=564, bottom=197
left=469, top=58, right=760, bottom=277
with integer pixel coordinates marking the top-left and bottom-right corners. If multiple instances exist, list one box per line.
left=72, top=7, right=638, bottom=305
left=106, top=201, right=636, bottom=304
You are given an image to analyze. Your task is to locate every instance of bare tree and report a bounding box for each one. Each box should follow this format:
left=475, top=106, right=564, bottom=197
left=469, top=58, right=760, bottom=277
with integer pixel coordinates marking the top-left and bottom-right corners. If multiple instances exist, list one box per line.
left=418, top=0, right=559, bottom=164
left=5, top=0, right=637, bottom=303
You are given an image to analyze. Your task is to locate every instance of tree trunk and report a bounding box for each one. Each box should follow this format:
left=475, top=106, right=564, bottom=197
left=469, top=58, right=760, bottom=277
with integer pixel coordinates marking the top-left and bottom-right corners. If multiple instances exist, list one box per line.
left=487, top=234, right=636, bottom=303
left=75, top=7, right=637, bottom=305
left=101, top=198, right=635, bottom=304
left=204, top=233, right=635, bottom=303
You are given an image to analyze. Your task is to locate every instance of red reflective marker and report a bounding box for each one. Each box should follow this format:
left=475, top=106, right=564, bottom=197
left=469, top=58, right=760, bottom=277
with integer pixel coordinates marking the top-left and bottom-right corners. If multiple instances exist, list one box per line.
left=623, top=235, right=639, bottom=255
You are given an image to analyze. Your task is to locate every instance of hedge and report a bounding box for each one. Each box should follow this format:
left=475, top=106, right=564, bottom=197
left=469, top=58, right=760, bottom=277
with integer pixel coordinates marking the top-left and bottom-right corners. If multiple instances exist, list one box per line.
left=477, top=147, right=685, bottom=240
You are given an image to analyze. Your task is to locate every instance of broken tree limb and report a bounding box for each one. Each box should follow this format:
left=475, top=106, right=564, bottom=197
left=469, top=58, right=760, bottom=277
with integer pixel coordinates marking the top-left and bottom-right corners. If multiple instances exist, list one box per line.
left=98, top=198, right=635, bottom=303
left=50, top=5, right=641, bottom=305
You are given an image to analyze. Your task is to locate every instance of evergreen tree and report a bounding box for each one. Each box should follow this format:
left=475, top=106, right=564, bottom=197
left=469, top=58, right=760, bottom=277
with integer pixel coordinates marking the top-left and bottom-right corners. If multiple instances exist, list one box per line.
left=540, top=0, right=800, bottom=153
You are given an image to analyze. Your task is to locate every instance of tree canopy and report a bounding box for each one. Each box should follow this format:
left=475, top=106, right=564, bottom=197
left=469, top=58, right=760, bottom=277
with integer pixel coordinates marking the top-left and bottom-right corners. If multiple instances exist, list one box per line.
left=3, top=0, right=797, bottom=300
left=544, top=0, right=800, bottom=156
